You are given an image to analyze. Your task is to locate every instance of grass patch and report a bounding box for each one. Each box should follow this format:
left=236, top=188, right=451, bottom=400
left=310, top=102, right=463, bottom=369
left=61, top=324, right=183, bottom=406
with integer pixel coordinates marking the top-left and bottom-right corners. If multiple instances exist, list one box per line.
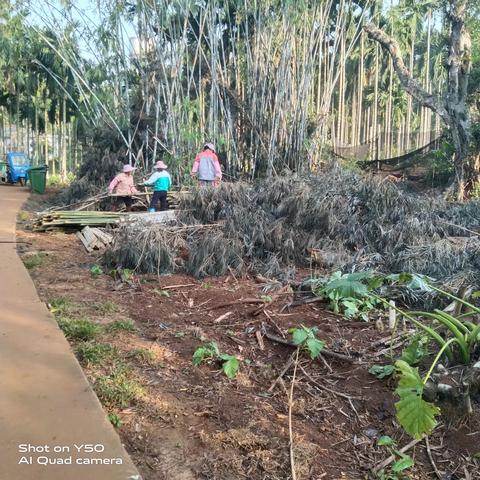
left=94, top=365, right=143, bottom=408
left=22, top=252, right=47, bottom=270
left=75, top=341, right=118, bottom=365
left=106, top=319, right=136, bottom=334
left=93, top=301, right=120, bottom=314
left=49, top=296, right=82, bottom=316
left=57, top=318, right=103, bottom=342
left=125, top=348, right=156, bottom=364
left=108, top=413, right=122, bottom=428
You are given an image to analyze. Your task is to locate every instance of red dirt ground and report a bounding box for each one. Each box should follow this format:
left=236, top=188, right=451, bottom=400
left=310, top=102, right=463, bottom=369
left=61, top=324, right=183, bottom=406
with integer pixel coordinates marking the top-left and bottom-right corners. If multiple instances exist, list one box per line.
left=16, top=201, right=480, bottom=480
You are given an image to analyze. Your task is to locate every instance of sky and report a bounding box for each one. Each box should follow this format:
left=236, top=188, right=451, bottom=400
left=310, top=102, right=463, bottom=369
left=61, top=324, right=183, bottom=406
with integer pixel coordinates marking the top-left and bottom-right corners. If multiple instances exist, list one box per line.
left=27, top=0, right=136, bottom=61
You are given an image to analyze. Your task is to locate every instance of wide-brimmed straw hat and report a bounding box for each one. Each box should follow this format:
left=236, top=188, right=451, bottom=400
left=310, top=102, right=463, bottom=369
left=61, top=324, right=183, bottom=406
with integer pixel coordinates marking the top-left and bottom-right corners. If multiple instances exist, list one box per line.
left=204, top=142, right=215, bottom=152
left=155, top=161, right=168, bottom=169
left=123, top=164, right=136, bottom=173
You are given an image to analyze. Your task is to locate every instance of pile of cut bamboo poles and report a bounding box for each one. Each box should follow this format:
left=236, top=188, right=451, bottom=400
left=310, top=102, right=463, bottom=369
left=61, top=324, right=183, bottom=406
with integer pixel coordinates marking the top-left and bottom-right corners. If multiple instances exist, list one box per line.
left=34, top=211, right=127, bottom=231
left=76, top=226, right=113, bottom=252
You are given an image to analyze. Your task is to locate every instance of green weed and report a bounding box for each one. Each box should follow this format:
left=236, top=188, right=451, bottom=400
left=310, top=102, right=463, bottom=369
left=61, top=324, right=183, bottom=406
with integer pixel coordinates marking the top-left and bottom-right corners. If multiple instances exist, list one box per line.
left=57, top=318, right=103, bottom=342
left=192, top=341, right=240, bottom=379
left=94, top=366, right=143, bottom=408
left=75, top=342, right=118, bottom=365
left=22, top=252, right=47, bottom=270
left=369, top=364, right=394, bottom=379
left=289, top=325, right=325, bottom=359
left=376, top=435, right=415, bottom=479
left=49, top=297, right=80, bottom=317
left=108, top=413, right=122, bottom=428
left=307, top=271, right=382, bottom=321
left=93, top=301, right=119, bottom=314
left=90, top=264, right=104, bottom=276
left=106, top=319, right=136, bottom=334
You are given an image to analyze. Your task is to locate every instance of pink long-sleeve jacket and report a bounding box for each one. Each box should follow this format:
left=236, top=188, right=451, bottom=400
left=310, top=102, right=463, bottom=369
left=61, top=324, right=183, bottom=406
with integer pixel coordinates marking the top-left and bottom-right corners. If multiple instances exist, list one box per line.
left=192, top=150, right=222, bottom=181
left=108, top=173, right=138, bottom=195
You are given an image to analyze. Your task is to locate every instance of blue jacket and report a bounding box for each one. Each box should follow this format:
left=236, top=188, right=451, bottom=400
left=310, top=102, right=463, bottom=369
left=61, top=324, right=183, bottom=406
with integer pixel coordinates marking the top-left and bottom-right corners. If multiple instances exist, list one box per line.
left=144, top=170, right=171, bottom=191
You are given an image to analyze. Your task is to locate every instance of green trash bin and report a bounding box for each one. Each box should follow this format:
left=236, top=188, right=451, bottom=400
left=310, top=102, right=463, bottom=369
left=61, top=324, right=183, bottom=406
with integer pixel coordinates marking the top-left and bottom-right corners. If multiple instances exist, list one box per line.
left=29, top=166, right=48, bottom=194
left=0, top=161, right=7, bottom=182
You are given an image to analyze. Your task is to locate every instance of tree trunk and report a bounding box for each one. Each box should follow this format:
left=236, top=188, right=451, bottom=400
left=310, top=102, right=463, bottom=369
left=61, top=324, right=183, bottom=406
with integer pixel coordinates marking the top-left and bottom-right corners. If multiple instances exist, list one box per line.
left=445, top=1, right=474, bottom=199
left=365, top=0, right=473, bottom=199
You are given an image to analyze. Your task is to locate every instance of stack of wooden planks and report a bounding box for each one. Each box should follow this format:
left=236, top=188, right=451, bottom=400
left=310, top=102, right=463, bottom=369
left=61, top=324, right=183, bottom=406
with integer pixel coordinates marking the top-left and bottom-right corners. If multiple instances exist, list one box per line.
left=33, top=211, right=127, bottom=231
left=76, top=226, right=113, bottom=252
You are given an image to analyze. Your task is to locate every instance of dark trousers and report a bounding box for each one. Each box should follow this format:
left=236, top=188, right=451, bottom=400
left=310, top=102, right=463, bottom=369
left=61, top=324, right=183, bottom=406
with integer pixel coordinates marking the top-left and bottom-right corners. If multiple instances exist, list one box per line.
left=116, top=196, right=133, bottom=211
left=149, top=190, right=168, bottom=211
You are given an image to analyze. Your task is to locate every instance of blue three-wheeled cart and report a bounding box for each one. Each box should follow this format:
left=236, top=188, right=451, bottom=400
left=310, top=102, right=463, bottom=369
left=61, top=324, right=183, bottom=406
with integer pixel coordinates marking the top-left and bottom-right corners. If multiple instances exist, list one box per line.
left=0, top=152, right=30, bottom=186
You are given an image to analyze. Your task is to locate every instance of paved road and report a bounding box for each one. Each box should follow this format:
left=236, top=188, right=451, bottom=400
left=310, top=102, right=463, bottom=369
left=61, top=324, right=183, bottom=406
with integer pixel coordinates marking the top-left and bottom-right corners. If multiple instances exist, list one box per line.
left=0, top=186, right=140, bottom=480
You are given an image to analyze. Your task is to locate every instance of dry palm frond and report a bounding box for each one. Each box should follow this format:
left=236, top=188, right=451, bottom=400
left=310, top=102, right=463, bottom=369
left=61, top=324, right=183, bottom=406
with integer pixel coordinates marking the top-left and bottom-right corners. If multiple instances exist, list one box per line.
left=105, top=168, right=480, bottom=291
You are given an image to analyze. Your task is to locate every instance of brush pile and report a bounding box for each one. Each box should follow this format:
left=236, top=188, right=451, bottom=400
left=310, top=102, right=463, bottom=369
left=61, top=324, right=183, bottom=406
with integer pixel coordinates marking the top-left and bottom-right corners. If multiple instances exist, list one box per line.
left=58, top=150, right=123, bottom=206
left=104, top=167, right=480, bottom=286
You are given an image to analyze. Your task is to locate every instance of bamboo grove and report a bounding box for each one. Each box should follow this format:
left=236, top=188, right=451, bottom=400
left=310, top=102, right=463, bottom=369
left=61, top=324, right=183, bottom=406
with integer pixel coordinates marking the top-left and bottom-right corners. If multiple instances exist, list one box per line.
left=0, top=0, right=479, bottom=182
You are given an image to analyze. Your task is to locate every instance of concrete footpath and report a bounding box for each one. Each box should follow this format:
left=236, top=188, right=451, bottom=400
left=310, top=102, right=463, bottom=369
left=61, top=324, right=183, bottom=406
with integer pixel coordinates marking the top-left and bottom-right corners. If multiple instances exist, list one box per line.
left=0, top=187, right=140, bottom=480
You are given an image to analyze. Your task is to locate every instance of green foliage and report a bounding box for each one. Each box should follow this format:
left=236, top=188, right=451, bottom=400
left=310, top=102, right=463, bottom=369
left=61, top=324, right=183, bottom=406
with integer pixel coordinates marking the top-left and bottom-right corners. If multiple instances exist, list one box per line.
left=376, top=435, right=415, bottom=479
left=118, top=268, right=134, bottom=282
left=309, top=271, right=382, bottom=320
left=47, top=173, right=75, bottom=187
left=22, top=251, right=47, bottom=270
left=369, top=364, right=395, bottom=379
left=75, top=341, right=118, bottom=365
left=90, top=264, right=104, bottom=276
left=108, top=413, right=122, bottom=428
left=394, top=360, right=440, bottom=439
left=409, top=309, right=477, bottom=364
left=57, top=317, right=103, bottom=341
left=49, top=296, right=80, bottom=316
left=106, top=319, right=136, bottom=333
left=192, top=342, right=220, bottom=366
left=94, top=365, right=143, bottom=409
left=400, top=337, right=429, bottom=366
left=423, top=139, right=455, bottom=187
left=384, top=272, right=433, bottom=292
left=289, top=325, right=325, bottom=359
left=93, top=301, right=119, bottom=314
left=220, top=355, right=240, bottom=379
left=192, top=341, right=240, bottom=379
left=372, top=275, right=480, bottom=364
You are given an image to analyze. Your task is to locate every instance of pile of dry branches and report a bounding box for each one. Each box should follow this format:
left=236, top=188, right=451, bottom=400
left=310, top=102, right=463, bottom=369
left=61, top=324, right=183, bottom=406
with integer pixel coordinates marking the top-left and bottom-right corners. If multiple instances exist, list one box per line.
left=105, top=167, right=480, bottom=284
left=58, top=149, right=124, bottom=206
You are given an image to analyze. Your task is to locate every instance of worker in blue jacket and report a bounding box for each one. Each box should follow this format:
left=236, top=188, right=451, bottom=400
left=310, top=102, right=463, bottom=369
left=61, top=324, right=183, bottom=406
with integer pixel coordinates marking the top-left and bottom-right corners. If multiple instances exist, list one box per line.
left=143, top=161, right=171, bottom=212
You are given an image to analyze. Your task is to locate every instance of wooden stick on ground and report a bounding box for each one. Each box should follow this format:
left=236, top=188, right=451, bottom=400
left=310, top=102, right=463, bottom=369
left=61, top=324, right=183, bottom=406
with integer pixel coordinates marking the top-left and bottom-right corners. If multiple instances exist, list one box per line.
left=298, top=365, right=362, bottom=401
left=288, top=348, right=300, bottom=480
left=207, top=298, right=266, bottom=311
left=425, top=437, right=444, bottom=479
left=161, top=283, right=197, bottom=290
left=213, top=311, right=233, bottom=324
left=268, top=352, right=296, bottom=393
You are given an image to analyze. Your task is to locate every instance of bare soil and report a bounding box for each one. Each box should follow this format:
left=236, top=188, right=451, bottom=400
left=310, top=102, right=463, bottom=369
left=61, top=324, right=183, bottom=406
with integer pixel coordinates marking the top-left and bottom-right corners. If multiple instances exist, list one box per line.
left=16, top=198, right=480, bottom=479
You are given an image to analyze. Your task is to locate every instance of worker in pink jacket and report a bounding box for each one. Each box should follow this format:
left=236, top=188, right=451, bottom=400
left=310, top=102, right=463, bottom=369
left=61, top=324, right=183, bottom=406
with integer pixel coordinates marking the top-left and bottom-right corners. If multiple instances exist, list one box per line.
left=191, top=143, right=222, bottom=188
left=108, top=164, right=138, bottom=211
